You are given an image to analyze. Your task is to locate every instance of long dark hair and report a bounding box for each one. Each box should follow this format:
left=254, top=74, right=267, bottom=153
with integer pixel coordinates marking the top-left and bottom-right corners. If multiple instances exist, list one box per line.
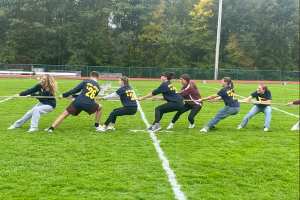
left=223, top=77, right=235, bottom=93
left=161, top=71, right=175, bottom=80
left=180, top=74, right=198, bottom=89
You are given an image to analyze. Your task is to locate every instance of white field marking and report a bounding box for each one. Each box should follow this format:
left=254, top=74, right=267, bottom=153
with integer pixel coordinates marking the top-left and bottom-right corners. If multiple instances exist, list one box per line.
left=133, top=91, right=187, bottom=200
left=206, top=86, right=299, bottom=118
left=0, top=97, right=12, bottom=103
left=130, top=130, right=173, bottom=133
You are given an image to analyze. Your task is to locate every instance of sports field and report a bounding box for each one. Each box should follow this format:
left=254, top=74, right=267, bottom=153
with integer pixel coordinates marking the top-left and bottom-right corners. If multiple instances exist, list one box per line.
left=0, top=78, right=299, bottom=199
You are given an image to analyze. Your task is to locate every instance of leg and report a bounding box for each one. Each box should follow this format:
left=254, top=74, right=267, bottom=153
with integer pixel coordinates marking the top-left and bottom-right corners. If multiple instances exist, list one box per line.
left=188, top=107, right=201, bottom=125
left=262, top=106, right=272, bottom=128
left=51, top=110, right=70, bottom=128
left=171, top=104, right=192, bottom=124
left=94, top=104, right=103, bottom=124
left=103, top=107, right=137, bottom=128
left=205, top=106, right=239, bottom=130
left=14, top=103, right=40, bottom=127
left=240, top=106, right=262, bottom=128
left=30, top=104, right=54, bottom=128
left=154, top=102, right=183, bottom=124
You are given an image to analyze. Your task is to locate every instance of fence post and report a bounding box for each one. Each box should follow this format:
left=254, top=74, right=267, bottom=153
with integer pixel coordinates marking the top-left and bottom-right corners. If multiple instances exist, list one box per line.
left=150, top=68, right=151, bottom=78
left=237, top=69, right=238, bottom=80
left=280, top=71, right=281, bottom=81
left=194, top=68, right=196, bottom=80
left=86, top=66, right=88, bottom=77
left=129, top=67, right=130, bottom=78
left=21, top=64, right=22, bottom=70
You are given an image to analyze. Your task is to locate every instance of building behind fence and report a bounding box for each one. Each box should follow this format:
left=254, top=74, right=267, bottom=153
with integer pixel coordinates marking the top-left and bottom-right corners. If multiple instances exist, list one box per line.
left=0, top=64, right=299, bottom=81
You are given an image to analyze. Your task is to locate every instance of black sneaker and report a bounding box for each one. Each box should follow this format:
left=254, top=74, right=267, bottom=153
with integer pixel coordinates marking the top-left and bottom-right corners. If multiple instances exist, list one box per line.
left=152, top=124, right=161, bottom=132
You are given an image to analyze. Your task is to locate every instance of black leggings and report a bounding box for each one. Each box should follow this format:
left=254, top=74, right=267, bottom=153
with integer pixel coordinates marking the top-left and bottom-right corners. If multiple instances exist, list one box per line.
left=171, top=104, right=202, bottom=125
left=154, top=102, right=184, bottom=124
left=104, top=107, right=137, bottom=126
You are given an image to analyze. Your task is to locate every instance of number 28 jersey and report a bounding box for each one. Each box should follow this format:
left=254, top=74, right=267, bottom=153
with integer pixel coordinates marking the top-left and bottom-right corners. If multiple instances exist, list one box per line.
left=116, top=85, right=137, bottom=107
left=152, top=81, right=183, bottom=103
left=62, top=79, right=100, bottom=111
left=217, top=86, right=239, bottom=107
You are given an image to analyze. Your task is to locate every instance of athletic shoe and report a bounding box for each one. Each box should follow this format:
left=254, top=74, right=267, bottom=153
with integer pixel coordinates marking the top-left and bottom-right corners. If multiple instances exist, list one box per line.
left=263, top=127, right=269, bottom=131
left=237, top=125, right=242, bottom=129
left=106, top=126, right=115, bottom=130
left=27, top=127, right=38, bottom=132
left=167, top=123, right=174, bottom=129
left=44, top=127, right=53, bottom=132
left=7, top=125, right=16, bottom=129
left=199, top=128, right=208, bottom=132
left=152, top=124, right=161, bottom=132
left=188, top=124, right=195, bottom=129
left=96, top=127, right=106, bottom=132
left=291, top=124, right=299, bottom=131
left=211, top=125, right=216, bottom=129
left=147, top=125, right=154, bottom=131
left=94, top=125, right=101, bottom=129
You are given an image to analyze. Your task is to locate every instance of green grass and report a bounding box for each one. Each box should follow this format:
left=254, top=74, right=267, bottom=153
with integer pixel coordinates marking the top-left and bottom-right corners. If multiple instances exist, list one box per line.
left=0, top=78, right=299, bottom=199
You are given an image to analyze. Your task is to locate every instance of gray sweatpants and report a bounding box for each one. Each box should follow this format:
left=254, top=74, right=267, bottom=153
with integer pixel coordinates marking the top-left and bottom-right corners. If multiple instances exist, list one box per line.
left=14, top=102, right=54, bottom=128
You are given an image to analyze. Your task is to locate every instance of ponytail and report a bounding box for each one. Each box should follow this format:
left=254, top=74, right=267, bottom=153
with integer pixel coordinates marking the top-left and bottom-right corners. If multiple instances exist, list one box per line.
left=223, top=77, right=235, bottom=93
left=191, top=82, right=198, bottom=89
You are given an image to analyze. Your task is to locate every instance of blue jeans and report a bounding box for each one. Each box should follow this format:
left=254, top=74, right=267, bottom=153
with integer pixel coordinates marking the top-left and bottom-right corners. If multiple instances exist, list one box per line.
left=205, top=106, right=240, bottom=130
left=240, top=105, right=272, bottom=128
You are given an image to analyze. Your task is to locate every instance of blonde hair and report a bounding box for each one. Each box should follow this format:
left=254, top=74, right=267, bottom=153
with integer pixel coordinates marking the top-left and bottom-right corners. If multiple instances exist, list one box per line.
left=120, top=76, right=129, bottom=86
left=43, top=74, right=58, bottom=95
left=259, top=84, right=268, bottom=91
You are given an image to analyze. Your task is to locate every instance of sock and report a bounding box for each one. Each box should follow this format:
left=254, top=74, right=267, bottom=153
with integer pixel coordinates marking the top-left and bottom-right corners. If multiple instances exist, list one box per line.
left=95, top=123, right=99, bottom=127
left=49, top=126, right=54, bottom=130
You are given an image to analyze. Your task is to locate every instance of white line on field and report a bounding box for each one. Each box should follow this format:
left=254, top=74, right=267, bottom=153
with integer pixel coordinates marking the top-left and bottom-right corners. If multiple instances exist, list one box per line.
left=206, top=86, right=299, bottom=118
left=0, top=97, right=12, bottom=103
left=133, top=92, right=187, bottom=200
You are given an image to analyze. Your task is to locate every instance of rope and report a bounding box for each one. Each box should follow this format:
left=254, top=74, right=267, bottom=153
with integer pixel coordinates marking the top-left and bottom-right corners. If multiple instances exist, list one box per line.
left=0, top=96, right=58, bottom=98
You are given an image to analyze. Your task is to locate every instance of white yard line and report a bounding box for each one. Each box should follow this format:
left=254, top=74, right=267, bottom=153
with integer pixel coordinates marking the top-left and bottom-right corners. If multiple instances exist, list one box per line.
left=0, top=97, right=12, bottom=103
left=133, top=92, right=187, bottom=200
left=206, top=86, right=299, bottom=118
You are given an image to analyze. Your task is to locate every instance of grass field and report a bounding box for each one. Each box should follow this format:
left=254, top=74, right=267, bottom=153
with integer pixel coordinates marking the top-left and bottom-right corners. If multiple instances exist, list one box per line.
left=0, top=78, right=299, bottom=200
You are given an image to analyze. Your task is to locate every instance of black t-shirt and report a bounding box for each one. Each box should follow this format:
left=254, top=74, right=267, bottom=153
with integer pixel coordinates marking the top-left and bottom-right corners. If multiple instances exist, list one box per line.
left=116, top=85, right=137, bottom=107
left=217, top=86, right=239, bottom=107
left=19, top=83, right=56, bottom=109
left=63, top=79, right=100, bottom=111
left=251, top=90, right=272, bottom=108
left=152, top=81, right=183, bottom=103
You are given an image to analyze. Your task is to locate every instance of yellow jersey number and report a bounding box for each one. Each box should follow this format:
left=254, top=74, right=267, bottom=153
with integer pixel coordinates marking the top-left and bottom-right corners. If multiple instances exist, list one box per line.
left=126, top=90, right=135, bottom=100
left=85, top=83, right=99, bottom=99
left=226, top=89, right=237, bottom=99
left=168, top=84, right=179, bottom=93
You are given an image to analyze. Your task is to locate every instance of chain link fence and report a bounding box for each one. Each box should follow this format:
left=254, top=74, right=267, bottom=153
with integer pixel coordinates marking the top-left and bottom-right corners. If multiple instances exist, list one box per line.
left=0, top=64, right=299, bottom=81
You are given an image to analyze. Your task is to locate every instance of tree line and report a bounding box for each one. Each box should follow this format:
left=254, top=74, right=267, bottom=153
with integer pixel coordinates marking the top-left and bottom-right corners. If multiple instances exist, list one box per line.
left=0, top=0, right=298, bottom=71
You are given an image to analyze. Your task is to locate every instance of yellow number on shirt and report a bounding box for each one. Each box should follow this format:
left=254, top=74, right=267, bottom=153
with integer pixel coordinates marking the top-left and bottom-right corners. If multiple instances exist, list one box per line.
left=126, top=90, right=135, bottom=100
left=168, top=84, right=179, bottom=93
left=226, top=89, right=237, bottom=99
left=85, top=84, right=99, bottom=99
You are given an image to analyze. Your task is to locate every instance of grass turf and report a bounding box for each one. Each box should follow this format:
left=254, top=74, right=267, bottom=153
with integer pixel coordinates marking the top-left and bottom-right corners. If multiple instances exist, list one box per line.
left=0, top=78, right=299, bottom=199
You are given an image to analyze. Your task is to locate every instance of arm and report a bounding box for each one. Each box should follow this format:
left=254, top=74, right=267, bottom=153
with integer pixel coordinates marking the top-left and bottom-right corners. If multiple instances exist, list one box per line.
left=62, top=82, right=85, bottom=98
left=96, top=92, right=119, bottom=100
left=150, top=96, right=165, bottom=101
left=138, top=93, right=153, bottom=101
left=18, top=84, right=40, bottom=96
left=197, top=94, right=219, bottom=102
left=238, top=95, right=253, bottom=103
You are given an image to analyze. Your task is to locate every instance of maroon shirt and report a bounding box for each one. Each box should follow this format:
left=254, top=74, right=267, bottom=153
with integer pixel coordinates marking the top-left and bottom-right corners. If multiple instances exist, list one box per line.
left=180, top=82, right=202, bottom=107
left=293, top=100, right=300, bottom=105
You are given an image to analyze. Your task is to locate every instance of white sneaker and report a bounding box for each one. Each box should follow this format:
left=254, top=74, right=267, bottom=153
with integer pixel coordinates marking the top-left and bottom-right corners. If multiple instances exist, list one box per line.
left=96, top=127, right=106, bottom=132
left=188, top=124, right=195, bottom=129
left=106, top=126, right=115, bottom=130
left=291, top=124, right=299, bottom=131
left=27, top=127, right=38, bottom=132
left=237, top=125, right=242, bottom=129
left=199, top=128, right=207, bottom=132
left=167, top=123, right=174, bottom=129
left=44, top=127, right=53, bottom=132
left=263, top=127, right=269, bottom=131
left=7, top=125, right=16, bottom=129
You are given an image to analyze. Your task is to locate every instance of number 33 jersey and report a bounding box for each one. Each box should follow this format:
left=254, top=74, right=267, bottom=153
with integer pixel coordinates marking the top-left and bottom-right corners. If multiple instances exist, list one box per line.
left=62, top=79, right=100, bottom=111
left=116, top=85, right=137, bottom=107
